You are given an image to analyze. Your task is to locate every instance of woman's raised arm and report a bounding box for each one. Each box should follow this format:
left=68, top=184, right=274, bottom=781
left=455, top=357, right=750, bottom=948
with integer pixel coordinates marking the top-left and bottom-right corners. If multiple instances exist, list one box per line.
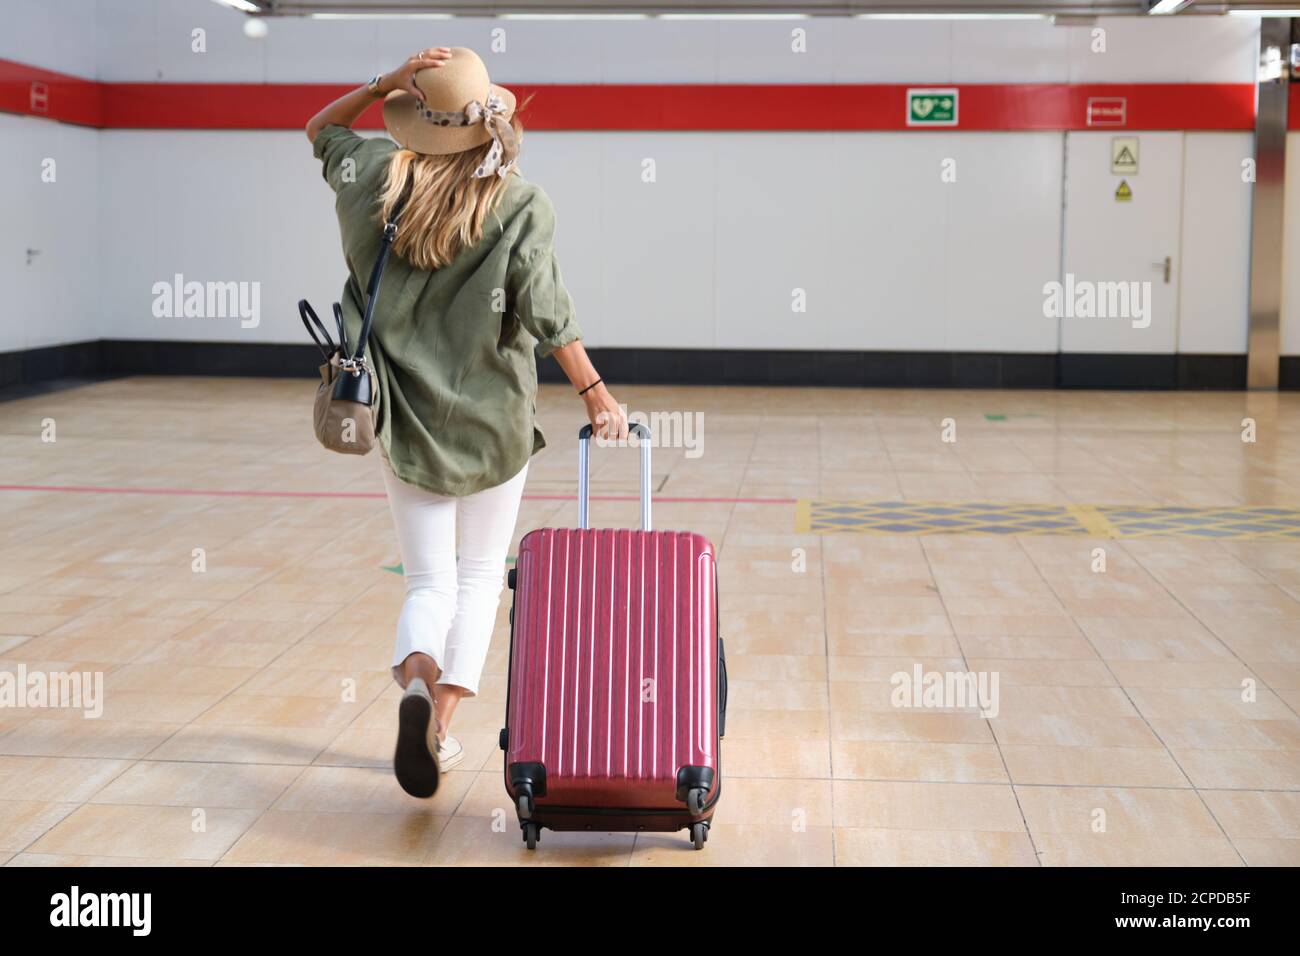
left=305, top=47, right=450, bottom=143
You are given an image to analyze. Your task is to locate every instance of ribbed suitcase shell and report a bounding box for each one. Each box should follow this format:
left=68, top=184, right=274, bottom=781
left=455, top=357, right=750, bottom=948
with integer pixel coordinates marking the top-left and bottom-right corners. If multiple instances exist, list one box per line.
left=504, top=527, right=719, bottom=824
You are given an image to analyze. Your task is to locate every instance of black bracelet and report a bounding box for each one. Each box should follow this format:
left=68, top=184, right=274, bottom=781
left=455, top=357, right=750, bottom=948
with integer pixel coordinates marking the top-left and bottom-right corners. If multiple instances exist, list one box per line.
left=578, top=378, right=602, bottom=396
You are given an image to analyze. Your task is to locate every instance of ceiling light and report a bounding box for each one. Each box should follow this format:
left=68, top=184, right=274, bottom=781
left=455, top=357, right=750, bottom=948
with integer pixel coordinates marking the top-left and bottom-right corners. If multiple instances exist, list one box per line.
left=308, top=12, right=453, bottom=18
left=855, top=13, right=1046, bottom=20
left=209, top=0, right=260, bottom=13
left=498, top=13, right=651, bottom=18
left=657, top=13, right=807, bottom=18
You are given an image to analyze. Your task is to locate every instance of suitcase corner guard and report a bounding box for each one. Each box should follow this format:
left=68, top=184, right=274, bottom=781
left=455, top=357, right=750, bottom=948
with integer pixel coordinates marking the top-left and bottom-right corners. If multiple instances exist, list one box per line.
left=509, top=762, right=547, bottom=805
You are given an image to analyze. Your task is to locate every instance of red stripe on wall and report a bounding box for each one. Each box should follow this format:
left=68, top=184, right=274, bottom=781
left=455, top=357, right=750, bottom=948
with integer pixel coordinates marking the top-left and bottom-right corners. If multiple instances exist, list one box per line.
left=0, top=60, right=102, bottom=127
left=0, top=59, right=1269, bottom=132
left=501, top=82, right=1257, bottom=132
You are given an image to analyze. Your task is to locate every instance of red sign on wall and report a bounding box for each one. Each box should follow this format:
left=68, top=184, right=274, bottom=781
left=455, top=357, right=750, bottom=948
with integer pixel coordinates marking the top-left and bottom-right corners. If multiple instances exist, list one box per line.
left=1085, top=96, right=1127, bottom=127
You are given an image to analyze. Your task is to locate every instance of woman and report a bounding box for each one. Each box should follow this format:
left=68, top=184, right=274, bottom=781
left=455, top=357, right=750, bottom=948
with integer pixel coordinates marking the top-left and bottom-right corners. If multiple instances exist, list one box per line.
left=306, top=46, right=628, bottom=798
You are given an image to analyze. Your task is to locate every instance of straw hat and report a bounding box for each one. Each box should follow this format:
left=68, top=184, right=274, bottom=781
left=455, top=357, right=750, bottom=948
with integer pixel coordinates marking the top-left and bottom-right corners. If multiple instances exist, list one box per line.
left=382, top=47, right=517, bottom=162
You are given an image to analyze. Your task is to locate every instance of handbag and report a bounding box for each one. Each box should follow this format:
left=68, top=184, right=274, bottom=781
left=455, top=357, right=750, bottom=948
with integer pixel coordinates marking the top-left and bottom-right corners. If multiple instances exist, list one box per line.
left=298, top=186, right=409, bottom=456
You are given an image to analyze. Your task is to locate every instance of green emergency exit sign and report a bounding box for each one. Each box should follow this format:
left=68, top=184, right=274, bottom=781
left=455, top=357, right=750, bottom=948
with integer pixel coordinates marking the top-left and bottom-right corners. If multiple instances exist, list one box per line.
left=907, top=88, right=958, bottom=126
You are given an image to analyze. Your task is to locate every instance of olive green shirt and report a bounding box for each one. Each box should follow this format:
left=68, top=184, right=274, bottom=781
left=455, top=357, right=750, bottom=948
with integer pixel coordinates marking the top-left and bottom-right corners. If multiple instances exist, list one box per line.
left=313, top=124, right=581, bottom=497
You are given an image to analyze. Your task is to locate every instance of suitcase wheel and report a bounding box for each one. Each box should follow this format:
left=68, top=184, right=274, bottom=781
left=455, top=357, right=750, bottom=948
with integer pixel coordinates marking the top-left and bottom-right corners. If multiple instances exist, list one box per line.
left=517, top=792, right=534, bottom=820
left=690, top=822, right=708, bottom=851
left=523, top=822, right=540, bottom=850
left=686, top=787, right=708, bottom=816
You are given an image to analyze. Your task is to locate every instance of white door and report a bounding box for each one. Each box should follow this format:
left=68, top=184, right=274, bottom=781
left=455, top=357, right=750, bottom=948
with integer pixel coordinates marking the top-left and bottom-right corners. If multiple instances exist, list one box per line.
left=1, top=115, right=55, bottom=353
left=1060, top=131, right=1183, bottom=353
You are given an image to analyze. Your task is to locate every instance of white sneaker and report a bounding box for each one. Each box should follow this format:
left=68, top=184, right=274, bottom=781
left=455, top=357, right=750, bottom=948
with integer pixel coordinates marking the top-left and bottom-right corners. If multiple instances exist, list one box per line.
left=437, top=735, right=465, bottom=771
left=394, top=678, right=440, bottom=798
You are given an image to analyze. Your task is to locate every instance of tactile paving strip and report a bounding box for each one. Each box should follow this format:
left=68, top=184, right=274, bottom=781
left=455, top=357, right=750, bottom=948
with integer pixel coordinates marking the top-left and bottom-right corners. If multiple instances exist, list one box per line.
left=794, top=500, right=1300, bottom=539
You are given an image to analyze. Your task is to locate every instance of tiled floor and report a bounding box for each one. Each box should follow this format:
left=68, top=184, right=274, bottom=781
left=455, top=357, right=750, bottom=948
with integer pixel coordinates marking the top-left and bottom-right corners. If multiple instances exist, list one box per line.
left=1, top=377, right=1298, bottom=866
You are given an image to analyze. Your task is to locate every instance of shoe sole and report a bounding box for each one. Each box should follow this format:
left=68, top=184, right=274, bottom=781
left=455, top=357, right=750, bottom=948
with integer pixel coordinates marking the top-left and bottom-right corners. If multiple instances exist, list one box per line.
left=439, top=747, right=466, bottom=772
left=395, top=693, right=440, bottom=798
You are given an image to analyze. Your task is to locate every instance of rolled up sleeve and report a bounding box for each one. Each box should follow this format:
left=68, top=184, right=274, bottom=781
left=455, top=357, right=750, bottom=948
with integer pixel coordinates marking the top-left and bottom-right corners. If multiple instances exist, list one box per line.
left=509, top=192, right=582, bottom=357
left=313, top=124, right=389, bottom=194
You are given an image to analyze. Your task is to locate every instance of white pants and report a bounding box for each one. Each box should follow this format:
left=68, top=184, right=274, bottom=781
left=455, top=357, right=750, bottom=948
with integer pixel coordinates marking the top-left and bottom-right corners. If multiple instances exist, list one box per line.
left=382, top=457, right=529, bottom=697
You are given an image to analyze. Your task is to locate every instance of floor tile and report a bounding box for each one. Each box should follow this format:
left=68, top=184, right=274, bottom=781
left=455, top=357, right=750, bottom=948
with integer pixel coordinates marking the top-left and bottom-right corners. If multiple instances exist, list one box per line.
left=832, top=741, right=1008, bottom=783
left=89, top=761, right=303, bottom=810
left=1172, top=749, right=1300, bottom=790
left=834, top=827, right=1038, bottom=866
left=0, top=801, right=79, bottom=853
left=0, top=756, right=130, bottom=803
left=831, top=780, right=1026, bottom=832
left=222, top=810, right=448, bottom=866
left=1034, top=834, right=1242, bottom=867
left=427, top=815, right=632, bottom=866
left=631, top=824, right=833, bottom=866
left=29, top=804, right=260, bottom=861
left=1000, top=745, right=1190, bottom=787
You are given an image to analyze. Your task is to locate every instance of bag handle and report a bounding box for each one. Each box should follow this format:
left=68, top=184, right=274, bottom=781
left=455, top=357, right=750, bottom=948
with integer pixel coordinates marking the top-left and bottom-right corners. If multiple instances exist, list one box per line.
left=351, top=179, right=413, bottom=365
left=332, top=302, right=350, bottom=357
left=298, top=299, right=336, bottom=361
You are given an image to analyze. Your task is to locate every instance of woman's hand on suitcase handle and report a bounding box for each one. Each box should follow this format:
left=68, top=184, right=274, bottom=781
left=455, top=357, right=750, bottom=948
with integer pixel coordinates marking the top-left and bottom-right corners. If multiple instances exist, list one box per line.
left=585, top=384, right=629, bottom=442
left=552, top=339, right=629, bottom=443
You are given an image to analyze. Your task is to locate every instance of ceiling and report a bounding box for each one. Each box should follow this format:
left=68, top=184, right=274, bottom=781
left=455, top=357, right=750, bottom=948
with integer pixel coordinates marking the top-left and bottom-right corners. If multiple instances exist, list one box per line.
left=238, top=1, right=1299, bottom=17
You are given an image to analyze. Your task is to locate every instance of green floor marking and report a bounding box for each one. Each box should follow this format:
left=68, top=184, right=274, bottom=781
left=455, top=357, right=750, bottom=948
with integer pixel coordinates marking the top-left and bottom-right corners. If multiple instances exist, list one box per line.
left=382, top=556, right=516, bottom=576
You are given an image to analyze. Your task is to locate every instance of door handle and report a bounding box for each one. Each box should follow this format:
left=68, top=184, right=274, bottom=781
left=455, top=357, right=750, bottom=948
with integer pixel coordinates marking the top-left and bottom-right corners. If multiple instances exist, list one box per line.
left=1151, top=256, right=1171, bottom=284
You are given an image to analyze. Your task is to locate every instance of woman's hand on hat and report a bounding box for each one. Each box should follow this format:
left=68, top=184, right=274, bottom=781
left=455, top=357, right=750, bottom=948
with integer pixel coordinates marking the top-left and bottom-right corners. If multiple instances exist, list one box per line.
left=378, top=47, right=452, bottom=101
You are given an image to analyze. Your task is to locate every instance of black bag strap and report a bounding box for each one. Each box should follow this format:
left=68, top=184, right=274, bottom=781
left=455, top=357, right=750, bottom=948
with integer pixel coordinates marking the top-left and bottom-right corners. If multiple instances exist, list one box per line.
left=332, top=302, right=350, bottom=357
left=352, top=179, right=412, bottom=364
left=298, top=299, right=336, bottom=361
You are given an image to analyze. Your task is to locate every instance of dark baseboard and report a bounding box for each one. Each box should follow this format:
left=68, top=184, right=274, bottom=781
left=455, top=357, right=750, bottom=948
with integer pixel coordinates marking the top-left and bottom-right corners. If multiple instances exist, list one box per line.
left=0, top=340, right=1285, bottom=394
left=553, top=349, right=1255, bottom=390
left=0, top=341, right=104, bottom=386
left=1056, top=353, right=1250, bottom=390
left=98, top=340, right=323, bottom=378
left=545, top=349, right=1063, bottom=388
left=1282, top=357, right=1300, bottom=390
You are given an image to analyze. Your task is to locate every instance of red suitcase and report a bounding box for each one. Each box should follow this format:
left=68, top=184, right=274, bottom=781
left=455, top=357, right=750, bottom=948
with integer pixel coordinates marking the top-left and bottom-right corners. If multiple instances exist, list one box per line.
left=501, top=423, right=726, bottom=850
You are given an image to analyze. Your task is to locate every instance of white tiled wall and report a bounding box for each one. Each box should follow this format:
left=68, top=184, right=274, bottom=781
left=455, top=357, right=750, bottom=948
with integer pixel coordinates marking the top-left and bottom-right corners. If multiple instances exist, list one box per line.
left=0, top=0, right=1282, bottom=358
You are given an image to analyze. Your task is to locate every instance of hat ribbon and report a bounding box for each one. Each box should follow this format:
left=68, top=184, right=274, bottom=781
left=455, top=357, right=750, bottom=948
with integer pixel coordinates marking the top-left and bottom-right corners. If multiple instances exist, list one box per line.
left=464, top=94, right=518, bottom=179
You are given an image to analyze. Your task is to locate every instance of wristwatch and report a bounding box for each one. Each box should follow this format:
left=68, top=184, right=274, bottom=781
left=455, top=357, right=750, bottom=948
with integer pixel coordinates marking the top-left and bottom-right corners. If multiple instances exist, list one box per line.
left=367, top=73, right=384, bottom=96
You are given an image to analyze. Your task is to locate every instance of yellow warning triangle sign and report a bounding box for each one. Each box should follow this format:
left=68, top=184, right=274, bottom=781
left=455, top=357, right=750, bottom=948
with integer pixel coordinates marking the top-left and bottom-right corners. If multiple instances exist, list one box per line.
left=1115, top=180, right=1132, bottom=201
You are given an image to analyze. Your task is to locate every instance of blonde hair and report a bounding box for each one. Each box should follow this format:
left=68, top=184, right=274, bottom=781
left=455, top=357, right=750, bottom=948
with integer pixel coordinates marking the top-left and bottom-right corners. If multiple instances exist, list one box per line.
left=378, top=114, right=524, bottom=271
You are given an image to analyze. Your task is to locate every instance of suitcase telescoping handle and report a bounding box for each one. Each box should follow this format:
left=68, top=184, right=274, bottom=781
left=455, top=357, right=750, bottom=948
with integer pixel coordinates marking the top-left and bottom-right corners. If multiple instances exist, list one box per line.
left=577, top=422, right=651, bottom=531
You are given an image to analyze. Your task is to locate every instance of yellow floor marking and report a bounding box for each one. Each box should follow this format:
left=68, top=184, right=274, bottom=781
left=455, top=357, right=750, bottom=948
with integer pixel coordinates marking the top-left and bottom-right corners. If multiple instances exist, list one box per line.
left=793, top=498, right=813, bottom=534
left=1066, top=504, right=1121, bottom=538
